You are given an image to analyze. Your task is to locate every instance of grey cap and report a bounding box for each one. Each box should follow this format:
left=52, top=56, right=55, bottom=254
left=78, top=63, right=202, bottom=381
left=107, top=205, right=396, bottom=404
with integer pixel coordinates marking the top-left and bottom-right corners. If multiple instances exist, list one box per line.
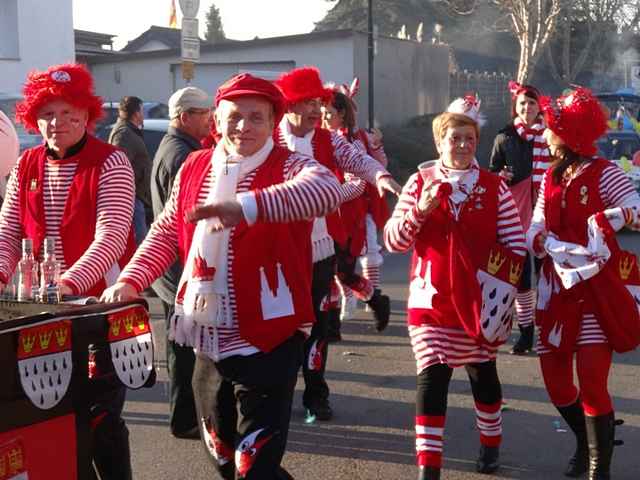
left=168, top=87, right=211, bottom=119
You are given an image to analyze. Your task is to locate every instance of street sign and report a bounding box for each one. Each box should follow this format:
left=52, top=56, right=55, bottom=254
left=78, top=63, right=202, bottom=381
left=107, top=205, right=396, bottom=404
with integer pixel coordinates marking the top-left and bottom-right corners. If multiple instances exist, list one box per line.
left=179, top=0, right=200, bottom=18
left=181, top=38, right=200, bottom=61
left=182, top=61, right=195, bottom=81
left=182, top=18, right=198, bottom=38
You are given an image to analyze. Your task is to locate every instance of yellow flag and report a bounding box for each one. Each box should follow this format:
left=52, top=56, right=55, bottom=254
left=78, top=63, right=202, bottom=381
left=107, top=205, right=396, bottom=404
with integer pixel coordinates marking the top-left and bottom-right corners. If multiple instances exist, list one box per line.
left=169, top=0, right=177, bottom=28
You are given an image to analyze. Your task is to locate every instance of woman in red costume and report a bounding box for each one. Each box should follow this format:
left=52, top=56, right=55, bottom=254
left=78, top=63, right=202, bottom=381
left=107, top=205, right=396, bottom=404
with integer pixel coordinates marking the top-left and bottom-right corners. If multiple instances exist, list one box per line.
left=385, top=96, right=526, bottom=480
left=529, top=88, right=640, bottom=479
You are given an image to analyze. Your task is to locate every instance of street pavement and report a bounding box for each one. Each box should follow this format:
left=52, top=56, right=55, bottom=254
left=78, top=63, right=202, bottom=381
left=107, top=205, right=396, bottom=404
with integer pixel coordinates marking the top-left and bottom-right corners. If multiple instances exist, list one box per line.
left=125, top=231, right=640, bottom=480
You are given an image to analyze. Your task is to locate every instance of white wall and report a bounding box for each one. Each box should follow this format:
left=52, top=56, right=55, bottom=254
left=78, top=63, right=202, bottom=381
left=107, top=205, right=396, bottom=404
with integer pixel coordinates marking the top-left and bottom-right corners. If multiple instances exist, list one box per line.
left=90, top=34, right=356, bottom=105
left=0, top=0, right=75, bottom=94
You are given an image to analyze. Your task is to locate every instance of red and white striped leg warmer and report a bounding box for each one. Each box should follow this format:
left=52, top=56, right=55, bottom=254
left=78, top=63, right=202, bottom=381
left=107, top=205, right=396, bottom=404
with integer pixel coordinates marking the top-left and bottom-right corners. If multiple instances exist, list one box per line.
left=515, top=289, right=536, bottom=328
left=336, top=277, right=354, bottom=302
left=362, top=264, right=381, bottom=290
left=415, top=415, right=445, bottom=468
left=475, top=401, right=502, bottom=447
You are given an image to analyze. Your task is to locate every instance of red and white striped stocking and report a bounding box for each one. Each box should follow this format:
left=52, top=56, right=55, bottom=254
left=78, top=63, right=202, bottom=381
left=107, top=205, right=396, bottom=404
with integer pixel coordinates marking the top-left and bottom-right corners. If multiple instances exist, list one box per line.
left=515, top=289, right=536, bottom=328
left=475, top=401, right=502, bottom=447
left=415, top=415, right=445, bottom=468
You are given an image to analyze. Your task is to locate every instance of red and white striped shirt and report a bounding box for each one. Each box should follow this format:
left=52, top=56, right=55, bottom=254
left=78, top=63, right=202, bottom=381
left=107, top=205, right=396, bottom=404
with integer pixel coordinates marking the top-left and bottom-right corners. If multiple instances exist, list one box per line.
left=385, top=166, right=526, bottom=372
left=119, top=149, right=341, bottom=359
left=0, top=149, right=134, bottom=293
left=529, top=162, right=640, bottom=352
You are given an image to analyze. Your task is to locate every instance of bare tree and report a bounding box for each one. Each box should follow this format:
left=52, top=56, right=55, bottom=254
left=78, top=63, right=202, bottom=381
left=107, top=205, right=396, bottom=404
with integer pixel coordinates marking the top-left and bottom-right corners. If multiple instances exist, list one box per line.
left=440, top=0, right=562, bottom=83
left=546, top=0, right=640, bottom=86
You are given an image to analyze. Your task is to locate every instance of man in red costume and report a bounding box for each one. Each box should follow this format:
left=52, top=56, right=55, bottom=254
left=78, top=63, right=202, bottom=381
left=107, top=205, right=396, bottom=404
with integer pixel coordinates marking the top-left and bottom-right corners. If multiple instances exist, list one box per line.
left=0, top=63, right=136, bottom=479
left=274, top=66, right=400, bottom=421
left=102, top=73, right=343, bottom=480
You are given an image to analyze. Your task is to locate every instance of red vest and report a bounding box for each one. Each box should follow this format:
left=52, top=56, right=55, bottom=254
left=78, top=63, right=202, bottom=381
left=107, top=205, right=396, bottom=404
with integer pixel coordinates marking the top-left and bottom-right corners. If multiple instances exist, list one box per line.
left=18, top=135, right=136, bottom=296
left=311, top=128, right=348, bottom=246
left=175, top=145, right=314, bottom=352
left=540, top=159, right=640, bottom=352
left=408, top=169, right=499, bottom=329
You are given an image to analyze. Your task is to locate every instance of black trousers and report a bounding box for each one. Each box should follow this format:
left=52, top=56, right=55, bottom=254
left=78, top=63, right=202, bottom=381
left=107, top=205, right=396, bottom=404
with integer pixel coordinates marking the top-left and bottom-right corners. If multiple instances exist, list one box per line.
left=334, top=241, right=372, bottom=300
left=192, top=334, right=303, bottom=480
left=417, top=361, right=502, bottom=416
left=88, top=344, right=132, bottom=480
left=302, top=256, right=335, bottom=408
left=162, top=301, right=198, bottom=434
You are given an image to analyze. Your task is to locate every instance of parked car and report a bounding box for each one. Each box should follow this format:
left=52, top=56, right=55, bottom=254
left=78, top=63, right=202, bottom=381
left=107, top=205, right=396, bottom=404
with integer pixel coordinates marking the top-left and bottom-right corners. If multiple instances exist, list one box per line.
left=0, top=93, right=42, bottom=152
left=95, top=119, right=170, bottom=160
left=597, top=130, right=640, bottom=192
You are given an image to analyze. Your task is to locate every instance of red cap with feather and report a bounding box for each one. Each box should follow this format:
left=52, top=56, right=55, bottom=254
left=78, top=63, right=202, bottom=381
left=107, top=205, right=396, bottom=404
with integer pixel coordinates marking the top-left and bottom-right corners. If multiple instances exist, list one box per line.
left=275, top=67, right=333, bottom=107
left=540, top=87, right=607, bottom=157
left=15, top=63, right=103, bottom=132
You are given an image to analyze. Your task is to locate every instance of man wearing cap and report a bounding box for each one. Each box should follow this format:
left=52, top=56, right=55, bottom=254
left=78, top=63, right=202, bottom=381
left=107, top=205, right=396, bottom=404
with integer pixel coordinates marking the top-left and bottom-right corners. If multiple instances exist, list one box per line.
left=274, top=66, right=400, bottom=421
left=150, top=86, right=212, bottom=439
left=0, top=63, right=136, bottom=479
left=102, top=73, right=342, bottom=479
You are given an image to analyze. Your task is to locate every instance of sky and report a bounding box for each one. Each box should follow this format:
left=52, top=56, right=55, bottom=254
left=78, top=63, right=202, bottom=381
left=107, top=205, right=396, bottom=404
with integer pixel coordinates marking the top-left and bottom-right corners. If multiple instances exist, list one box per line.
left=73, top=0, right=336, bottom=49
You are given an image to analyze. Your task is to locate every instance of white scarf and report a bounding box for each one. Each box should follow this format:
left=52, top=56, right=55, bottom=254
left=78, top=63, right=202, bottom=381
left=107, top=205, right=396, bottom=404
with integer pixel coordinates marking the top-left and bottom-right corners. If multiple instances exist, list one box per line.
left=433, top=158, right=481, bottom=219
left=169, top=138, right=274, bottom=346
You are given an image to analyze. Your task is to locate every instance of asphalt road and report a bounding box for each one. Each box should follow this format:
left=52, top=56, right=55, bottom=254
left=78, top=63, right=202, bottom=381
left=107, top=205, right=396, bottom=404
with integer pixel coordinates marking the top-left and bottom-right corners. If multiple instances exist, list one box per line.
left=124, top=231, right=640, bottom=480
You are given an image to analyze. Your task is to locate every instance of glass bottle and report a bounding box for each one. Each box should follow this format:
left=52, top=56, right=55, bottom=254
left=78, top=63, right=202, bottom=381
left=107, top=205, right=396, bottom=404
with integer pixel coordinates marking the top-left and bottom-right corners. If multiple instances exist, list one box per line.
left=17, top=238, right=38, bottom=301
left=40, top=237, right=61, bottom=304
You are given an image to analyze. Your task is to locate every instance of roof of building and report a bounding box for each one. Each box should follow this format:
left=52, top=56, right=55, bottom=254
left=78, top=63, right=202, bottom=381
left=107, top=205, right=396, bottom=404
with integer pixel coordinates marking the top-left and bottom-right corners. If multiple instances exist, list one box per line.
left=122, top=25, right=188, bottom=52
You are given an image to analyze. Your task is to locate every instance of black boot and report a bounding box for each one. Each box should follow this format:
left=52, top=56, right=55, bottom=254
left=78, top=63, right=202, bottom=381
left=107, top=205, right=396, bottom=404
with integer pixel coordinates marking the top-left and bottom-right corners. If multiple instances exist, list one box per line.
left=476, top=445, right=500, bottom=474
left=366, top=289, right=390, bottom=331
left=417, top=466, right=441, bottom=480
left=586, top=413, right=615, bottom=480
left=557, top=401, right=589, bottom=477
left=510, top=324, right=534, bottom=354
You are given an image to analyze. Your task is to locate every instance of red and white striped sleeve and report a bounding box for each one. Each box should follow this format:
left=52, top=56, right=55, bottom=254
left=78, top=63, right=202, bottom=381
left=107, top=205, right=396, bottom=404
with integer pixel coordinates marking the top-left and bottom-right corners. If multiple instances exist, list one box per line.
left=339, top=174, right=367, bottom=202
left=600, top=163, right=640, bottom=208
left=117, top=169, right=184, bottom=292
left=384, top=173, right=428, bottom=253
left=527, top=170, right=548, bottom=256
left=531, top=145, right=551, bottom=194
left=254, top=152, right=342, bottom=223
left=496, top=180, right=527, bottom=257
left=0, top=157, right=24, bottom=284
left=61, top=151, right=135, bottom=294
left=331, top=131, right=388, bottom=186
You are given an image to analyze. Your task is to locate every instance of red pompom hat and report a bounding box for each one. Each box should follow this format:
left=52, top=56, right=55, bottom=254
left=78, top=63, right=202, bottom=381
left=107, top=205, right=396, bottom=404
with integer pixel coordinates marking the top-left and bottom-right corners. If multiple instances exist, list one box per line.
left=275, top=67, right=333, bottom=107
left=15, top=63, right=103, bottom=132
left=540, top=87, right=608, bottom=157
left=215, top=72, right=286, bottom=125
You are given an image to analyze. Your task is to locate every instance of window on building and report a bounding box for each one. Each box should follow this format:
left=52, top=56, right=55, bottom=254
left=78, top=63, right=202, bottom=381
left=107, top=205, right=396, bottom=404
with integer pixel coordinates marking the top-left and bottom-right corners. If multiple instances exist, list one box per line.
left=0, top=0, right=19, bottom=59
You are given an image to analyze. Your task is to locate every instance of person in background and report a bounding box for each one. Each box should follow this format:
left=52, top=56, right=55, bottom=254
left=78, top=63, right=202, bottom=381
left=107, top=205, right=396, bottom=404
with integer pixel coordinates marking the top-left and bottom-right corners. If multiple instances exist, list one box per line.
left=385, top=97, right=525, bottom=480
left=0, top=110, right=19, bottom=201
left=489, top=81, right=551, bottom=354
left=150, top=86, right=212, bottom=439
left=101, top=73, right=343, bottom=480
left=275, top=66, right=400, bottom=421
left=109, top=95, right=152, bottom=245
left=0, top=63, right=136, bottom=479
left=321, top=81, right=390, bottom=338
left=529, top=88, right=640, bottom=480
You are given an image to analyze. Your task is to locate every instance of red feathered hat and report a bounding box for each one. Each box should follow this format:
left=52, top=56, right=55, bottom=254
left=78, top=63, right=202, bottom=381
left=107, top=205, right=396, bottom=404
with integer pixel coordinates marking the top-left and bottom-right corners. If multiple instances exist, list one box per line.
left=275, top=67, right=333, bottom=107
left=540, top=87, right=608, bottom=157
left=15, top=63, right=103, bottom=132
left=215, top=73, right=285, bottom=125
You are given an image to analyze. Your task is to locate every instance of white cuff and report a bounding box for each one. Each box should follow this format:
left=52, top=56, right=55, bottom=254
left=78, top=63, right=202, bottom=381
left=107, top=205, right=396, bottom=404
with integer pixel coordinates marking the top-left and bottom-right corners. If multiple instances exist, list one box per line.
left=237, top=191, right=258, bottom=225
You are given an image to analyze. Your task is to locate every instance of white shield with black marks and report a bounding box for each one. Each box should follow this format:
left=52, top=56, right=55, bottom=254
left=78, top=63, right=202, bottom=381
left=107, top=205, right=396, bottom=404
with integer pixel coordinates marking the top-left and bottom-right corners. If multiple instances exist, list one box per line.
left=17, top=320, right=72, bottom=410
left=477, top=270, right=516, bottom=344
left=107, top=306, right=154, bottom=389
